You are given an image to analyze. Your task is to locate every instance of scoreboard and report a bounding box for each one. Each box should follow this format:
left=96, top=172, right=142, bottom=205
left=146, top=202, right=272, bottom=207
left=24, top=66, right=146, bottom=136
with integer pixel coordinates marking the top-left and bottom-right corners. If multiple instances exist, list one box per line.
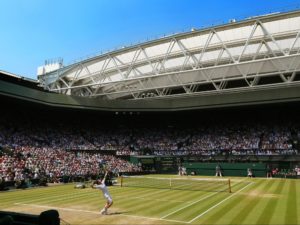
left=155, top=157, right=178, bottom=172
left=140, top=158, right=155, bottom=164
left=135, top=156, right=179, bottom=172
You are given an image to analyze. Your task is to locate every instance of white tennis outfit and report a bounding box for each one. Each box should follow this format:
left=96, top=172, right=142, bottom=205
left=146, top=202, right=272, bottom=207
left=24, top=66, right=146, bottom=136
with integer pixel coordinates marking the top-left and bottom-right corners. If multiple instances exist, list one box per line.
left=95, top=183, right=113, bottom=203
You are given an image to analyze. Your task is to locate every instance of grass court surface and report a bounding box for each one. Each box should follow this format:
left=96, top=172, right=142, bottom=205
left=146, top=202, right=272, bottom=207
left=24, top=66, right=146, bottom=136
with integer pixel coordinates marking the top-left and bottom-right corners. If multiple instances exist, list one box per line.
left=0, top=175, right=299, bottom=225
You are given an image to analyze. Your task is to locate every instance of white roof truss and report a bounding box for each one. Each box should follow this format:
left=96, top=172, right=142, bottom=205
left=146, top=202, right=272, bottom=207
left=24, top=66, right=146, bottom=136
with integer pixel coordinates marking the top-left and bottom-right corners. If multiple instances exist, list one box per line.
left=38, top=11, right=300, bottom=100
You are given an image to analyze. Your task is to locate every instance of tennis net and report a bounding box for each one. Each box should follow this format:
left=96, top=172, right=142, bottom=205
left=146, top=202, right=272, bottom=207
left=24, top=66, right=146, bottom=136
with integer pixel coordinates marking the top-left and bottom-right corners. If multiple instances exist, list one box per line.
left=120, top=176, right=231, bottom=193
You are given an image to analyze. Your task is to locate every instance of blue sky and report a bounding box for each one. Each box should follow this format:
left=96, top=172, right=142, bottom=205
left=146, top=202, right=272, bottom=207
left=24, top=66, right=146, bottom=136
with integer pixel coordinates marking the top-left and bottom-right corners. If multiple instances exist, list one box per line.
left=1, top=0, right=300, bottom=79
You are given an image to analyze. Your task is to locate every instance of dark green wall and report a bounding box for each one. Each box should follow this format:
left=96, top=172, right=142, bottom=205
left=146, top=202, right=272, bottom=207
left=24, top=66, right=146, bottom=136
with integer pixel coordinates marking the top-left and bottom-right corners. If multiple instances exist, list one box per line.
left=131, top=156, right=268, bottom=177
left=183, top=162, right=266, bottom=177
left=130, top=156, right=140, bottom=165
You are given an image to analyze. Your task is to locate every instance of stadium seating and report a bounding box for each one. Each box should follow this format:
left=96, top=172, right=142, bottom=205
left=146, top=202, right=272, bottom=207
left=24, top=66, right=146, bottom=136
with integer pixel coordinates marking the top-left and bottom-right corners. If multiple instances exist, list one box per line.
left=0, top=210, right=59, bottom=225
left=0, top=105, right=299, bottom=184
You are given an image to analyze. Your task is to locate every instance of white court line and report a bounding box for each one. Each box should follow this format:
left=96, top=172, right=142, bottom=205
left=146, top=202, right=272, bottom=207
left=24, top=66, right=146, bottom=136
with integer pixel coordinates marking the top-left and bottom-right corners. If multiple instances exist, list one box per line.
left=16, top=185, right=157, bottom=205
left=14, top=203, right=188, bottom=224
left=160, top=179, right=249, bottom=219
left=160, top=191, right=220, bottom=219
left=136, top=187, right=171, bottom=198
left=16, top=190, right=97, bottom=204
left=115, top=195, right=188, bottom=203
left=115, top=187, right=191, bottom=203
left=188, top=182, right=253, bottom=223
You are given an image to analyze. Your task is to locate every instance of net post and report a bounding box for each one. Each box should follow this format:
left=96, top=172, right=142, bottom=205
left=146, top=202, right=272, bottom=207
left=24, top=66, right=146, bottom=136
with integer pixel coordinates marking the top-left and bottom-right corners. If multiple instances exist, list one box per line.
left=228, top=179, right=231, bottom=193
left=120, top=176, right=123, bottom=187
left=169, top=178, right=172, bottom=189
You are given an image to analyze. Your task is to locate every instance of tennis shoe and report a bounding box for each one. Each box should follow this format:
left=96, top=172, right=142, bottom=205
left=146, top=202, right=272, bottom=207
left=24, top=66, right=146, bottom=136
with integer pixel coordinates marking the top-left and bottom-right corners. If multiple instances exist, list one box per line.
left=100, top=209, right=107, bottom=215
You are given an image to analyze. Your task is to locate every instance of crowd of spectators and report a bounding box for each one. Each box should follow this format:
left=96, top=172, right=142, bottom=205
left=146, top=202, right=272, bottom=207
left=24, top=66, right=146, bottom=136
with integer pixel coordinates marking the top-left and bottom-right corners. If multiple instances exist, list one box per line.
left=126, top=124, right=298, bottom=156
left=1, top=115, right=299, bottom=184
left=0, top=147, right=141, bottom=184
left=0, top=120, right=298, bottom=155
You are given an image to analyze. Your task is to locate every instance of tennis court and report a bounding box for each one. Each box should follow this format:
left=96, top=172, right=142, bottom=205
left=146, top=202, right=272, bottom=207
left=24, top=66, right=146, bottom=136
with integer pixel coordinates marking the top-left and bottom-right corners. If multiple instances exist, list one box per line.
left=0, top=175, right=299, bottom=225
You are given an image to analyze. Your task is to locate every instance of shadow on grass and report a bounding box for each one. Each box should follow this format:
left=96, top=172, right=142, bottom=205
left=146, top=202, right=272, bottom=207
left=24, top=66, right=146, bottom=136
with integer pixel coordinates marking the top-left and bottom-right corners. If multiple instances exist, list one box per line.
left=108, top=211, right=129, bottom=215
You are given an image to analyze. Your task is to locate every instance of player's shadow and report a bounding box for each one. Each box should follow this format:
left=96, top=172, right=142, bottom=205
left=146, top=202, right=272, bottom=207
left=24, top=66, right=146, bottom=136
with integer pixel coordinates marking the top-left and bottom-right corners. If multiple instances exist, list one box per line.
left=108, top=211, right=129, bottom=215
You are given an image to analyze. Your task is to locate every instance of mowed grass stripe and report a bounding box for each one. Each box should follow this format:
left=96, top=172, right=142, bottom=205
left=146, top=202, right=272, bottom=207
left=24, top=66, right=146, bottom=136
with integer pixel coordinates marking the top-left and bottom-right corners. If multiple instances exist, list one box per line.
left=198, top=179, right=264, bottom=224
left=268, top=178, right=290, bottom=225
left=127, top=196, right=186, bottom=217
left=0, top=185, right=74, bottom=202
left=5, top=192, right=94, bottom=209
left=115, top=187, right=175, bottom=205
left=296, top=179, right=300, bottom=223
left=116, top=191, right=194, bottom=204
left=0, top=183, right=75, bottom=196
left=0, top=187, right=77, bottom=207
left=165, top=192, right=230, bottom=221
left=116, top=188, right=195, bottom=212
left=116, top=179, right=244, bottom=209
left=188, top=182, right=254, bottom=223
left=2, top=177, right=299, bottom=225
left=0, top=180, right=251, bottom=203
left=136, top=188, right=206, bottom=203
left=112, top=186, right=174, bottom=196
left=28, top=186, right=167, bottom=209
left=124, top=189, right=207, bottom=217
left=254, top=179, right=285, bottom=225
left=1, top=185, right=137, bottom=210
left=16, top=186, right=153, bottom=205
left=160, top=179, right=247, bottom=220
left=160, top=179, right=248, bottom=222
left=234, top=179, right=278, bottom=224
left=284, top=179, right=298, bottom=225
left=117, top=188, right=188, bottom=204
left=0, top=183, right=100, bottom=204
left=14, top=189, right=97, bottom=205
left=50, top=187, right=167, bottom=207
left=118, top=193, right=181, bottom=217
left=55, top=194, right=104, bottom=212
left=54, top=187, right=166, bottom=210
left=229, top=179, right=276, bottom=224
left=37, top=186, right=144, bottom=205
left=0, top=185, right=78, bottom=208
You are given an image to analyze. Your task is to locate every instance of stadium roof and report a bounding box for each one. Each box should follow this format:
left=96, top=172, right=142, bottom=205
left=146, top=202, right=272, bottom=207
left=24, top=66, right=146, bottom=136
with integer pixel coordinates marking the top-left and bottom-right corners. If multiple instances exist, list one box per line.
left=1, top=69, right=300, bottom=112
left=38, top=10, right=300, bottom=101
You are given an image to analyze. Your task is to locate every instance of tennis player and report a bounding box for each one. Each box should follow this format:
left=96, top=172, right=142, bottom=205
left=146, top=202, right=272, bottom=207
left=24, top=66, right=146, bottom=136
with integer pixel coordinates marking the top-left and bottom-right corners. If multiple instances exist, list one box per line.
left=92, top=172, right=113, bottom=215
left=247, top=168, right=253, bottom=178
left=215, top=164, right=222, bottom=177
